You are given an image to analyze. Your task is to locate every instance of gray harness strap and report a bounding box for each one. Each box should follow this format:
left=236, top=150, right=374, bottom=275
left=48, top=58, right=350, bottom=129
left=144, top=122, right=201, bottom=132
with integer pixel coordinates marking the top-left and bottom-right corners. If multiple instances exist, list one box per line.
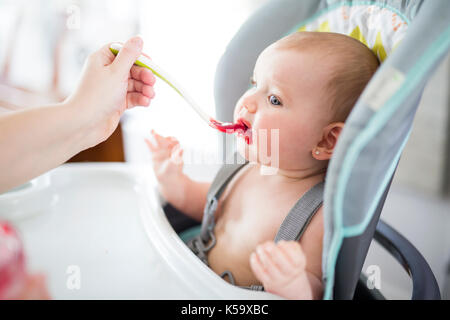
left=187, top=153, right=248, bottom=265
left=274, top=181, right=325, bottom=243
left=187, top=153, right=325, bottom=291
left=246, top=181, right=324, bottom=291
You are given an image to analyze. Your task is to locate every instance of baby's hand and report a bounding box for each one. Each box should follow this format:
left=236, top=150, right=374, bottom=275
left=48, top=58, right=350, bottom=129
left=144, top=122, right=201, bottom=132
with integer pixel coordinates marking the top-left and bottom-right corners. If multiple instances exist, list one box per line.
left=145, top=130, right=187, bottom=206
left=250, top=240, right=318, bottom=300
left=145, top=130, right=184, bottom=182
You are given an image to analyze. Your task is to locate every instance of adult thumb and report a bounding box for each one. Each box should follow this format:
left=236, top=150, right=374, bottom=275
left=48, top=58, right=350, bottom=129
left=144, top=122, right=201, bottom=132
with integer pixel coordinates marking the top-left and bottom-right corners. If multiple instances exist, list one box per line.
left=111, top=36, right=143, bottom=75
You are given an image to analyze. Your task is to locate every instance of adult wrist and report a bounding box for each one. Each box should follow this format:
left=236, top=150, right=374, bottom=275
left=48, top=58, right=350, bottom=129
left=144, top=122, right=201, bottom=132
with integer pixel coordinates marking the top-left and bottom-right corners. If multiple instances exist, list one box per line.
left=61, top=98, right=106, bottom=151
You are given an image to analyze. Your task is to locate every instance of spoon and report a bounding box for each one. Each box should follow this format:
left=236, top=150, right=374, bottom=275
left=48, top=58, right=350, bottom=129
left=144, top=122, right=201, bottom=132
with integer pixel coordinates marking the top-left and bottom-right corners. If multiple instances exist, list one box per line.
left=109, top=43, right=245, bottom=134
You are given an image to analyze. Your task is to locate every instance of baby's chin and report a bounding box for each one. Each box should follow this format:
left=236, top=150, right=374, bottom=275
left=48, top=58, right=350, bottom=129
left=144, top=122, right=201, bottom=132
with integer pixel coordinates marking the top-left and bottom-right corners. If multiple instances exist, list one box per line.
left=235, top=135, right=279, bottom=169
left=236, top=138, right=251, bottom=162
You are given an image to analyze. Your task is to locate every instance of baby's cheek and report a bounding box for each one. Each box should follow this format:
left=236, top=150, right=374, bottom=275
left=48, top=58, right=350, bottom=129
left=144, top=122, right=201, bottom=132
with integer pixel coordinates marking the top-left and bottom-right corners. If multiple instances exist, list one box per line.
left=269, top=122, right=313, bottom=165
left=233, top=103, right=241, bottom=121
left=268, top=128, right=293, bottom=164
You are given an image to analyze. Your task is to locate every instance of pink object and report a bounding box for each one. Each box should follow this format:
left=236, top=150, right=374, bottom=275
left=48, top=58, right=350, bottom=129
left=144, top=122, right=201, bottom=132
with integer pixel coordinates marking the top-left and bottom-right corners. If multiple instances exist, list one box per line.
left=209, top=118, right=252, bottom=144
left=0, top=221, right=26, bottom=299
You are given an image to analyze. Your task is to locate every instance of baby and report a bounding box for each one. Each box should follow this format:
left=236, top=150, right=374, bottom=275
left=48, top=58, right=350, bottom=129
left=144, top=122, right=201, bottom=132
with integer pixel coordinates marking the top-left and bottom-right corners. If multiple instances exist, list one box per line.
left=146, top=32, right=379, bottom=299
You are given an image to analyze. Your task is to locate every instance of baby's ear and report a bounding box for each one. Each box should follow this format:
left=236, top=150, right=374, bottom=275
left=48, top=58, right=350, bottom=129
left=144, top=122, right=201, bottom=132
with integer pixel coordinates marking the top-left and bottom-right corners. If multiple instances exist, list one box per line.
left=312, top=122, right=344, bottom=160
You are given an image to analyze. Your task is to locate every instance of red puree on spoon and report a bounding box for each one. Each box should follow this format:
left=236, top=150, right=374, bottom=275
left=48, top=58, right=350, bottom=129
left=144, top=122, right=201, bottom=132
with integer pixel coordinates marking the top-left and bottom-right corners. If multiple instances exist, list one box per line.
left=209, top=118, right=252, bottom=144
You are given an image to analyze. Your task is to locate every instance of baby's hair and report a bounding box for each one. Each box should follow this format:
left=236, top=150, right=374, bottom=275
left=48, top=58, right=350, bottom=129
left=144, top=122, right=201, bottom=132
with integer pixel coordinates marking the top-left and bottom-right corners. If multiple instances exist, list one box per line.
left=275, top=31, right=380, bottom=122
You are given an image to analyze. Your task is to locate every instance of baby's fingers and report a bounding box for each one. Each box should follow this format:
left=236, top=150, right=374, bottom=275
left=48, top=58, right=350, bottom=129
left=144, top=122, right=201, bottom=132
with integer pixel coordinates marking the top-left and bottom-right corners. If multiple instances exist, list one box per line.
left=145, top=138, right=157, bottom=152
left=146, top=130, right=168, bottom=152
left=151, top=130, right=172, bottom=149
left=252, top=243, right=285, bottom=282
left=170, top=144, right=184, bottom=165
left=167, top=136, right=179, bottom=145
left=260, top=242, right=297, bottom=275
left=250, top=252, right=271, bottom=285
left=277, top=240, right=307, bottom=270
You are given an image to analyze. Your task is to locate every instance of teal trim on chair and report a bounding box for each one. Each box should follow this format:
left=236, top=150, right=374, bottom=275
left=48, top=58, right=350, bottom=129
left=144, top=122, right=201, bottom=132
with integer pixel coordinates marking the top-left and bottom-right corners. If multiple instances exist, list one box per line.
left=179, top=225, right=202, bottom=243
left=324, top=25, right=450, bottom=300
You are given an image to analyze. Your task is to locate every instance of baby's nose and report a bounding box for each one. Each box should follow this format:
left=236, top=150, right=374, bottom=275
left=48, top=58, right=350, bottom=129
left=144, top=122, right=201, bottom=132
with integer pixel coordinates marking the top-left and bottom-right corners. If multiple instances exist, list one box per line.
left=243, top=102, right=257, bottom=113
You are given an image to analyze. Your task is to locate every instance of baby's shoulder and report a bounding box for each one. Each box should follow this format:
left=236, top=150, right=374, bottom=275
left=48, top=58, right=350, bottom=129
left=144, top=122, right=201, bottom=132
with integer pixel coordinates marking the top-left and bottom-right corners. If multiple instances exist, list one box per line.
left=299, top=205, right=324, bottom=279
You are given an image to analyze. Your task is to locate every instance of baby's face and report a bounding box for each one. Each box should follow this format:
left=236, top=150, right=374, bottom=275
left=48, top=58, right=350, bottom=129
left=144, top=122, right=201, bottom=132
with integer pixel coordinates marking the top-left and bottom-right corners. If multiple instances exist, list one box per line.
left=233, top=45, right=334, bottom=170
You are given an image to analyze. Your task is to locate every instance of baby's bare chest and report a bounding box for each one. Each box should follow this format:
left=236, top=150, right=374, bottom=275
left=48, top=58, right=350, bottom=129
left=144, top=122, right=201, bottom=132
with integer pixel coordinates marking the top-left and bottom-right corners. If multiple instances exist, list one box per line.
left=215, top=167, right=303, bottom=244
left=207, top=167, right=303, bottom=285
left=216, top=183, right=286, bottom=245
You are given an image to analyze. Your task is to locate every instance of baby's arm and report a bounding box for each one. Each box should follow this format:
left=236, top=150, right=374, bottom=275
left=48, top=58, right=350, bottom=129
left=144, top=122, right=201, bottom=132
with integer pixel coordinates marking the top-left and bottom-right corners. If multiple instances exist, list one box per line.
left=250, top=240, right=323, bottom=300
left=145, top=130, right=209, bottom=222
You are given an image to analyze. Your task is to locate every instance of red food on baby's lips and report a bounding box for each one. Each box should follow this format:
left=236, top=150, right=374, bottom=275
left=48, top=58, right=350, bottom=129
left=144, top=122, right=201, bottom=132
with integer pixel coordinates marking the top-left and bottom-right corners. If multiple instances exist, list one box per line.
left=209, top=118, right=252, bottom=144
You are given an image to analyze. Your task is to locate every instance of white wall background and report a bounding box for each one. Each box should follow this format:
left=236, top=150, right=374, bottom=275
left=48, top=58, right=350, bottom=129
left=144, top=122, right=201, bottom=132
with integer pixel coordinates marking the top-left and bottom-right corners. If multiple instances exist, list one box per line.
left=122, top=0, right=268, bottom=177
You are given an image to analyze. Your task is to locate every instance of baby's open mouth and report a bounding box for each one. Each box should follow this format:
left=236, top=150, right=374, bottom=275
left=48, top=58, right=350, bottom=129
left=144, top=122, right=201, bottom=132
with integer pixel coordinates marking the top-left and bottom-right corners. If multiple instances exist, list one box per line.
left=236, top=118, right=252, bottom=145
left=209, top=118, right=252, bottom=144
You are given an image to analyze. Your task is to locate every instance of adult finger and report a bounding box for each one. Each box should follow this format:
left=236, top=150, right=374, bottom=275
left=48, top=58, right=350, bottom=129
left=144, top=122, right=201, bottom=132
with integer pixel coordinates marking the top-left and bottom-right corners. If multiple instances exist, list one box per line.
left=127, top=92, right=150, bottom=108
left=111, top=36, right=143, bottom=75
left=131, top=66, right=156, bottom=85
left=128, top=79, right=155, bottom=98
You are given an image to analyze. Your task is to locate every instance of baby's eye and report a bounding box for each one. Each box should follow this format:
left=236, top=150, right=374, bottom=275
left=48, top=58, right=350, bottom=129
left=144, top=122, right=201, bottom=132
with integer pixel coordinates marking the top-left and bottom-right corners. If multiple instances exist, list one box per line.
left=269, top=95, right=282, bottom=106
left=250, top=76, right=256, bottom=87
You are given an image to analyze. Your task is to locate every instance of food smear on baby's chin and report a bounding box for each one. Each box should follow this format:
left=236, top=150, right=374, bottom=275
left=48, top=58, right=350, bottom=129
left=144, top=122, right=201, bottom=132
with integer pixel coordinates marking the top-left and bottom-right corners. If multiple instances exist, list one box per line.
left=237, top=130, right=252, bottom=145
left=209, top=118, right=252, bottom=144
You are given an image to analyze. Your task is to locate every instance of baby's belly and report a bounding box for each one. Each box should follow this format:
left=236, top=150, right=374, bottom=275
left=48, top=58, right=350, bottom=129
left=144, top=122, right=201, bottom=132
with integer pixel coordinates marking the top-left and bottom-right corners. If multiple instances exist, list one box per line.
left=207, top=216, right=274, bottom=287
left=207, top=234, right=258, bottom=286
left=204, top=163, right=292, bottom=286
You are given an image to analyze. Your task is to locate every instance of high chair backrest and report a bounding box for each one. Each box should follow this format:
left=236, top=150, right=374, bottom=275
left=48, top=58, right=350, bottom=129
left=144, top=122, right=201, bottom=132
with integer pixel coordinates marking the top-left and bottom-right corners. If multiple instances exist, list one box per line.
left=214, top=0, right=450, bottom=299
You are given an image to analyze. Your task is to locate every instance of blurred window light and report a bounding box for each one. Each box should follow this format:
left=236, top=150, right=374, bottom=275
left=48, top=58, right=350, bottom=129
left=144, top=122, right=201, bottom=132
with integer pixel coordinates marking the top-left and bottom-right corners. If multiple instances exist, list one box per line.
left=0, top=0, right=266, bottom=166
left=124, top=0, right=264, bottom=164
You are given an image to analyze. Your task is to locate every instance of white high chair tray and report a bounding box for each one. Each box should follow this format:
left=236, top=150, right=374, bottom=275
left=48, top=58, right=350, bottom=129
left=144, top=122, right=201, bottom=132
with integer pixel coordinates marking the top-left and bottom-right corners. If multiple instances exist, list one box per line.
left=10, top=163, right=278, bottom=299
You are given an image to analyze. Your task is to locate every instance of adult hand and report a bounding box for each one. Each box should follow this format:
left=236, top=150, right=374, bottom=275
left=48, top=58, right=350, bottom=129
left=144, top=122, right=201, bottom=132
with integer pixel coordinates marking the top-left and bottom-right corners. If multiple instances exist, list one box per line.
left=0, top=36, right=156, bottom=193
left=66, top=36, right=156, bottom=148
